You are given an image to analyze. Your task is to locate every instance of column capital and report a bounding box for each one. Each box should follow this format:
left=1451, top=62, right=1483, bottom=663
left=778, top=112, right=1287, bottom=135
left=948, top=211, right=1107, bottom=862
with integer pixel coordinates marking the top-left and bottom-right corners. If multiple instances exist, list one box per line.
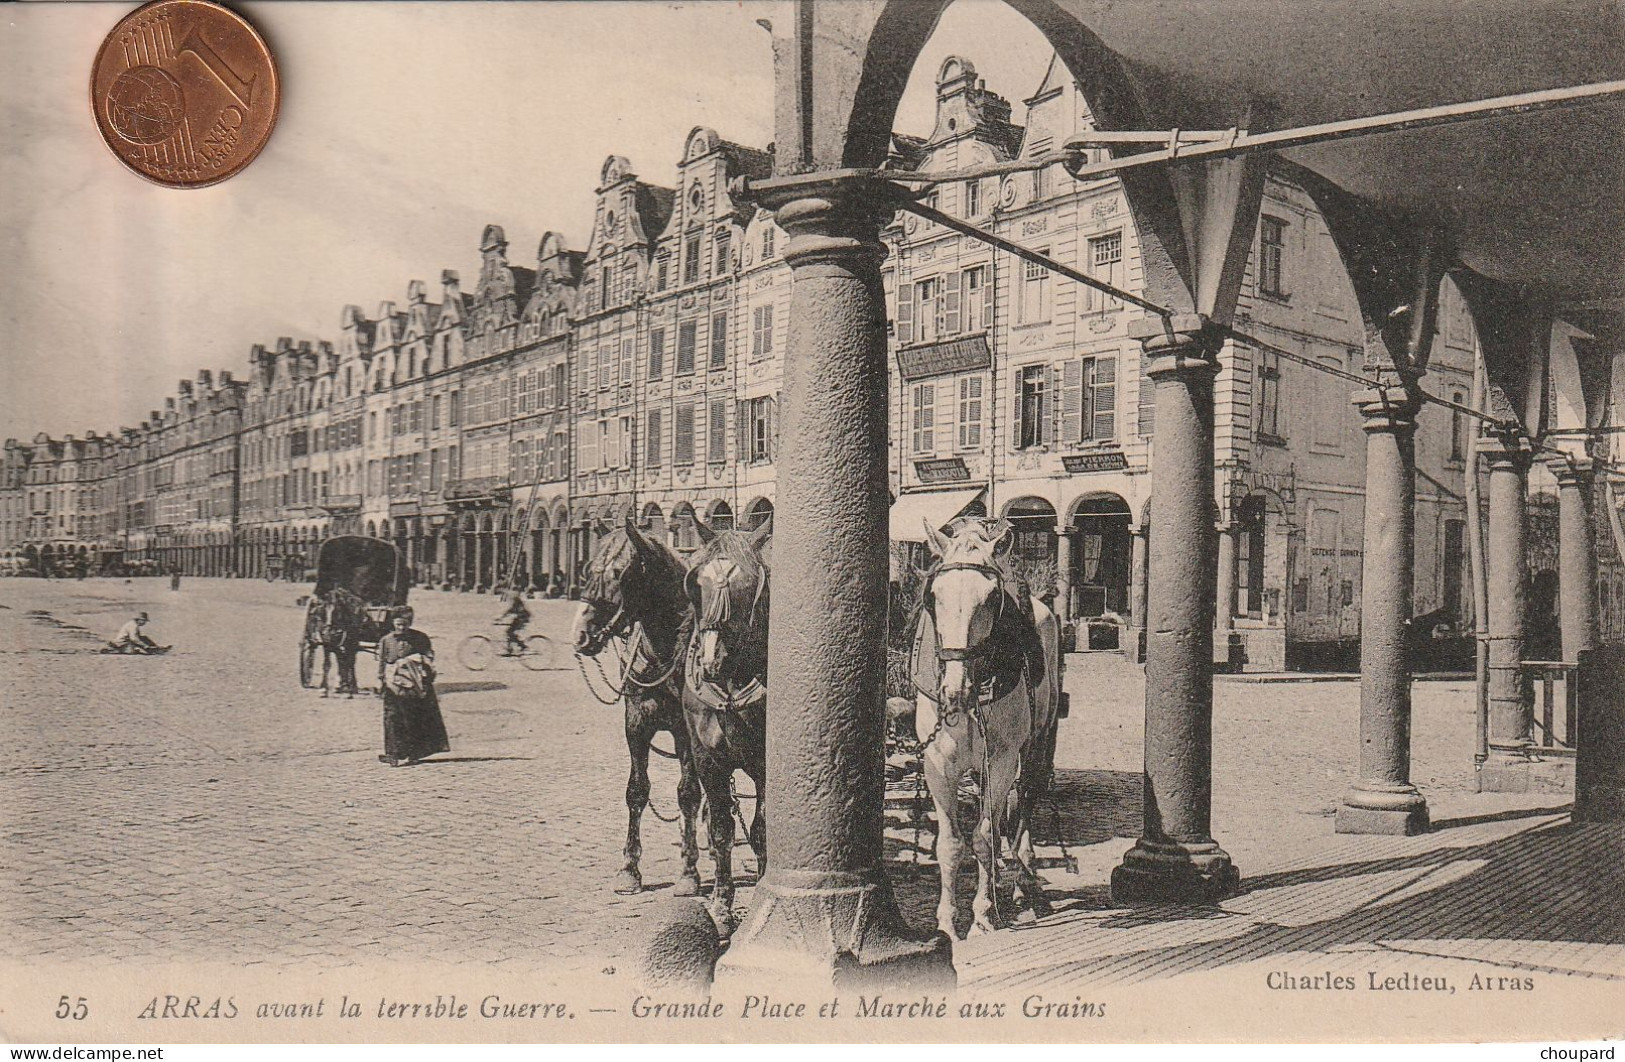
left=1549, top=455, right=1596, bottom=484
left=1479, top=432, right=1536, bottom=472
left=1352, top=385, right=1422, bottom=434
left=737, top=173, right=897, bottom=271
left=1128, top=314, right=1223, bottom=378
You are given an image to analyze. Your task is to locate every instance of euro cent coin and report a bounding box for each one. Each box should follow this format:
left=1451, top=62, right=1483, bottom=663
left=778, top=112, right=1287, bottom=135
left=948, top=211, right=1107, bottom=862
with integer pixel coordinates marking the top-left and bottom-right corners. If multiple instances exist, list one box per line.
left=91, top=0, right=279, bottom=188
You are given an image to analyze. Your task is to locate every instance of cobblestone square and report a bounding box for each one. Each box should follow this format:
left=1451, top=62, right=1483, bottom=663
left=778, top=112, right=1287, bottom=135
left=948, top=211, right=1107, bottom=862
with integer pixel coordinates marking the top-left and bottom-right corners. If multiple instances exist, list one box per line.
left=5, top=577, right=1615, bottom=997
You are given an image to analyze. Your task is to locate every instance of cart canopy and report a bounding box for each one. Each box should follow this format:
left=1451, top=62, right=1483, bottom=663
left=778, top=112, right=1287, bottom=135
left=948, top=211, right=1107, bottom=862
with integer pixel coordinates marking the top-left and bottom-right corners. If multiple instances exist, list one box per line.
left=313, top=536, right=408, bottom=607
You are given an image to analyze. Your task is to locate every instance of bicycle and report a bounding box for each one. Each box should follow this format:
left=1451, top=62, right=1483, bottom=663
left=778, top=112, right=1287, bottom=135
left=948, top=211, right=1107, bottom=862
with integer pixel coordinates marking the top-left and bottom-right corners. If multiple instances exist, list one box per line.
left=457, top=632, right=560, bottom=672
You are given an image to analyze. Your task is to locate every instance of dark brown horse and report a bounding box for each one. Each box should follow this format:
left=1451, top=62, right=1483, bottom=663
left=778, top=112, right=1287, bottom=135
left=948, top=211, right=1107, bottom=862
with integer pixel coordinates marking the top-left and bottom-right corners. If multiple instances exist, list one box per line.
left=681, top=518, right=771, bottom=931
left=301, top=589, right=361, bottom=696
left=572, top=518, right=703, bottom=897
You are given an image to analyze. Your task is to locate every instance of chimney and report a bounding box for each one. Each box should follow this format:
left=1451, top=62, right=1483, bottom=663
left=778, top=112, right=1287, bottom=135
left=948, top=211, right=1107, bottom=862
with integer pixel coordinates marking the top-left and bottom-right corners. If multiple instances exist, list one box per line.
left=197, top=369, right=212, bottom=389
left=178, top=379, right=193, bottom=397
left=408, top=279, right=427, bottom=304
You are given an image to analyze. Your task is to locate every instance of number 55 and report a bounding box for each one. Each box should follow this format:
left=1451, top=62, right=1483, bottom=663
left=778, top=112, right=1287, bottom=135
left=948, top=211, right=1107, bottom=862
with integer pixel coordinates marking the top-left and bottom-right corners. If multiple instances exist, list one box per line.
left=56, top=996, right=88, bottom=1020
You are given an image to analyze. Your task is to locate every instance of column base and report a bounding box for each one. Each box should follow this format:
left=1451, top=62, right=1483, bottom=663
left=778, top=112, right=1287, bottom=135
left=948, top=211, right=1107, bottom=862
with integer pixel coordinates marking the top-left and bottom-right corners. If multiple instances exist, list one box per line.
left=712, top=868, right=954, bottom=992
left=1123, top=626, right=1146, bottom=664
left=1336, top=785, right=1429, bottom=835
left=1479, top=750, right=1574, bottom=794
left=1109, top=839, right=1239, bottom=906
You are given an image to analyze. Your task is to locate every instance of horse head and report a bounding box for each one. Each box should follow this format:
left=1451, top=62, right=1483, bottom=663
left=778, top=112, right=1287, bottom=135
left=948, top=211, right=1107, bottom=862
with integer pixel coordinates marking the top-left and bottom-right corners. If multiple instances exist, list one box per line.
left=684, top=517, right=771, bottom=686
left=922, top=516, right=1015, bottom=715
left=574, top=517, right=680, bottom=656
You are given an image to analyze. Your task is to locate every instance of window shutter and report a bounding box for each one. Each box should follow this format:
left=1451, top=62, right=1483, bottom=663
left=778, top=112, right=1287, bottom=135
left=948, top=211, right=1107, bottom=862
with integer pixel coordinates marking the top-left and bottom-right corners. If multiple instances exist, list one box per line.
left=767, top=395, right=778, bottom=461
left=709, top=401, right=727, bottom=463
left=647, top=409, right=662, bottom=466
left=1013, top=378, right=1026, bottom=450
left=944, top=270, right=962, bottom=335
left=1060, top=358, right=1084, bottom=443
left=1138, top=355, right=1156, bottom=438
left=710, top=312, right=728, bottom=369
left=896, top=280, right=914, bottom=346
left=1093, top=356, right=1118, bottom=440
left=579, top=420, right=597, bottom=472
left=737, top=399, right=750, bottom=462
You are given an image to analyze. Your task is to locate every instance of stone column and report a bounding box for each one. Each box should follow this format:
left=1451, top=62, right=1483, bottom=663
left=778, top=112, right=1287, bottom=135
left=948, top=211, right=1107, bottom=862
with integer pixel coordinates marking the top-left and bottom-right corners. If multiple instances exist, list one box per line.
left=715, top=177, right=951, bottom=987
left=1111, top=316, right=1238, bottom=904
left=566, top=527, right=580, bottom=598
left=1554, top=460, right=1600, bottom=661
left=1055, top=528, right=1074, bottom=623
left=1126, top=524, right=1149, bottom=663
left=1480, top=435, right=1536, bottom=790
left=1215, top=521, right=1239, bottom=668
left=1337, top=386, right=1429, bottom=834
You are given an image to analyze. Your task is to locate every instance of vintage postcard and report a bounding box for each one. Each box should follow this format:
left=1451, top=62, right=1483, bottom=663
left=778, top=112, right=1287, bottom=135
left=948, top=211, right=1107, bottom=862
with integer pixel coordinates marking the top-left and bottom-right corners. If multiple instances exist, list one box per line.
left=2, top=0, right=1622, bottom=1047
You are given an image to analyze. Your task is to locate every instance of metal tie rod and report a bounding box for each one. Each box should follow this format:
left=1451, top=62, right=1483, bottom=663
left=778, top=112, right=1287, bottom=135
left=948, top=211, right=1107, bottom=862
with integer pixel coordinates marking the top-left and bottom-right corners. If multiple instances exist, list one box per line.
left=895, top=197, right=1170, bottom=316
left=1060, top=79, right=1625, bottom=181
left=895, top=192, right=1512, bottom=428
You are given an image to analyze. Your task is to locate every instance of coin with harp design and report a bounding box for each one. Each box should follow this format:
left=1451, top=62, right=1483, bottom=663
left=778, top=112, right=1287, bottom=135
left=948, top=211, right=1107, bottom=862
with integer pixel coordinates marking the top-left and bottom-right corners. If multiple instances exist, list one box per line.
left=91, top=0, right=279, bottom=188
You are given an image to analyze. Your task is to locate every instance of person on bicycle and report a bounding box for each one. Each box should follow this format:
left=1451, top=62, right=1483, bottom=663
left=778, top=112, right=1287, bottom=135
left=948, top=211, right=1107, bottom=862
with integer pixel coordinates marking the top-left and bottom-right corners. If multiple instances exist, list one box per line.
left=495, top=590, right=531, bottom=656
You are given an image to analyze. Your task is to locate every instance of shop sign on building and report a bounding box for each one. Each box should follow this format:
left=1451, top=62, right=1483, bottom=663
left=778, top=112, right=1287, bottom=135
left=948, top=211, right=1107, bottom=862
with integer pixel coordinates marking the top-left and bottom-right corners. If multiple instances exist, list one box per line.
left=914, top=457, right=971, bottom=484
left=1063, top=451, right=1128, bottom=473
left=897, top=336, right=991, bottom=381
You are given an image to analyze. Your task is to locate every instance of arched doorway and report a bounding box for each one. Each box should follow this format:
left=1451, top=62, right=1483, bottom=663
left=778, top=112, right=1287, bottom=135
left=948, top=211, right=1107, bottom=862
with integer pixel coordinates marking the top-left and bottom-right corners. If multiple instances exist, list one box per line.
left=1001, top=496, right=1057, bottom=597
left=529, top=509, right=550, bottom=593
left=744, top=497, right=774, bottom=532
left=709, top=500, right=734, bottom=532
left=1066, top=494, right=1132, bottom=620
left=670, top=502, right=699, bottom=552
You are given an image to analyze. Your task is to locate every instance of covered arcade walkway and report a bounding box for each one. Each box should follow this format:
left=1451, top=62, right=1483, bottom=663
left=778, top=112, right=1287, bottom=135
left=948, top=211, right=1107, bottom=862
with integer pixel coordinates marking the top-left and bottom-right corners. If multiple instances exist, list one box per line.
left=720, top=0, right=1625, bottom=987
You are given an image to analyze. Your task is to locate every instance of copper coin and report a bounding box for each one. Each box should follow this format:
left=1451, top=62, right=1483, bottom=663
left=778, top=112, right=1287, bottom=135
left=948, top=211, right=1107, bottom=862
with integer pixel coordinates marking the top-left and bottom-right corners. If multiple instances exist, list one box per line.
left=91, top=0, right=279, bottom=188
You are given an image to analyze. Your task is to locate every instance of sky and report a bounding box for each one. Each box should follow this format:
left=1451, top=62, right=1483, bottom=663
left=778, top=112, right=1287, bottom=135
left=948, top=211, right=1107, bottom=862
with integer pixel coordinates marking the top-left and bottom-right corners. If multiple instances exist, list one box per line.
left=0, top=0, right=1056, bottom=443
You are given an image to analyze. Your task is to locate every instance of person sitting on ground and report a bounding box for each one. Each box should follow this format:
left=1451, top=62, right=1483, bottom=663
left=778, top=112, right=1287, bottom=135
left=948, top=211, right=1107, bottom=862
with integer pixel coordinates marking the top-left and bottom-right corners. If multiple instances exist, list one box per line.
left=110, top=612, right=161, bottom=654
left=495, top=589, right=531, bottom=655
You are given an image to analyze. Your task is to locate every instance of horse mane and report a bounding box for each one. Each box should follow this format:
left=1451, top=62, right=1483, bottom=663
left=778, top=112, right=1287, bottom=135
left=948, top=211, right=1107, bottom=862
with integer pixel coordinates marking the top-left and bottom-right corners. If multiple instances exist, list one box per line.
left=690, top=530, right=769, bottom=578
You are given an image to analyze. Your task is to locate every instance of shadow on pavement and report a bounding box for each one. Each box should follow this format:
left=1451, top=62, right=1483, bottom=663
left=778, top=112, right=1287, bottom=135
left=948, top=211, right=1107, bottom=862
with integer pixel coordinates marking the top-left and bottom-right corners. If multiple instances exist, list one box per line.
left=976, top=818, right=1624, bottom=987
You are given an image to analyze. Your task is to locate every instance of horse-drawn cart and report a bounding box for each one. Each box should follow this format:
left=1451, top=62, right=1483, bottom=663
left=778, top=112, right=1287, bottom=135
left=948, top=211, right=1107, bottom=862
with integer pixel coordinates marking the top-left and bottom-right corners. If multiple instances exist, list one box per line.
left=300, top=536, right=410, bottom=689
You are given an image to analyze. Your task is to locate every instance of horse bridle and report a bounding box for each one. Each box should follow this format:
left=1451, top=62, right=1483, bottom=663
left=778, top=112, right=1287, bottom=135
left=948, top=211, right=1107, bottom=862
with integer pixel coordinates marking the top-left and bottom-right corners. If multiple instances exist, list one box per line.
left=925, top=561, right=1008, bottom=664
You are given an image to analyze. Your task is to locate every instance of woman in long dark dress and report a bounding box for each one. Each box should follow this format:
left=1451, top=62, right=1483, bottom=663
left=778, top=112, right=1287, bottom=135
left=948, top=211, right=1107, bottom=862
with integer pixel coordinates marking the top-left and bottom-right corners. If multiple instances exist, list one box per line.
left=376, top=607, right=450, bottom=767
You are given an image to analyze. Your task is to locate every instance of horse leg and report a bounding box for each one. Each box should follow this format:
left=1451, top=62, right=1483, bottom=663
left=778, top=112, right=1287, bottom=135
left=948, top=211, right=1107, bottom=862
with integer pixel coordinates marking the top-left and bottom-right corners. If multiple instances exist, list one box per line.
left=617, top=711, right=655, bottom=895
left=745, top=761, right=767, bottom=878
left=971, top=741, right=1021, bottom=936
left=701, top=761, right=737, bottom=935
left=1009, top=722, right=1058, bottom=920
left=319, top=646, right=332, bottom=698
left=922, top=743, right=963, bottom=940
left=670, top=720, right=703, bottom=897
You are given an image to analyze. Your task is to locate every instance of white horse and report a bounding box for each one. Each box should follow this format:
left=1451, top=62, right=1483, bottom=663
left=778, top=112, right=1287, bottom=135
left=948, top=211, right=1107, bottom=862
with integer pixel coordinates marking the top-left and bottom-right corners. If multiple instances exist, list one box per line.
left=913, top=517, right=1062, bottom=938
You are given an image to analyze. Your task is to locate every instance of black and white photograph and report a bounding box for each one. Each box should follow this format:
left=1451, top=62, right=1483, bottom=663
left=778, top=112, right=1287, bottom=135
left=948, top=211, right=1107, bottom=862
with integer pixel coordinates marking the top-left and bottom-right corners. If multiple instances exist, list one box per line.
left=1, top=0, right=1622, bottom=1046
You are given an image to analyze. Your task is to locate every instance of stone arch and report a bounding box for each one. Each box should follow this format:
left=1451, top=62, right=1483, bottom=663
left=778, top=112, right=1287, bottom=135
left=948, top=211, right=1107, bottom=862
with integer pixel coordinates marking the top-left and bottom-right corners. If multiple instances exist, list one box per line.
left=707, top=499, right=734, bottom=532
left=1234, top=489, right=1295, bottom=624
left=812, top=0, right=1203, bottom=315
left=743, top=496, right=774, bottom=532
left=1000, top=493, right=1057, bottom=562
left=1063, top=491, right=1133, bottom=619
left=670, top=501, right=699, bottom=551
left=641, top=502, right=666, bottom=538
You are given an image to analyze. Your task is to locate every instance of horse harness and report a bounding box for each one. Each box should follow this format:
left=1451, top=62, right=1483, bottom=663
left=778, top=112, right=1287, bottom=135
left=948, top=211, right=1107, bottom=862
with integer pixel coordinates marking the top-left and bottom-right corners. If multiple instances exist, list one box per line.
left=574, top=552, right=689, bottom=704
left=912, top=560, right=1041, bottom=749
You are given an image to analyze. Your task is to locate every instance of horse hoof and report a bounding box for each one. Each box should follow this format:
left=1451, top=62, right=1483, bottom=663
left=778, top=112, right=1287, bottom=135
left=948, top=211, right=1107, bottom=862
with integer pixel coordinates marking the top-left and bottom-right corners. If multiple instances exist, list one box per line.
left=672, top=872, right=702, bottom=898
left=968, top=919, right=996, bottom=937
left=613, top=869, right=643, bottom=895
left=708, top=904, right=736, bottom=940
